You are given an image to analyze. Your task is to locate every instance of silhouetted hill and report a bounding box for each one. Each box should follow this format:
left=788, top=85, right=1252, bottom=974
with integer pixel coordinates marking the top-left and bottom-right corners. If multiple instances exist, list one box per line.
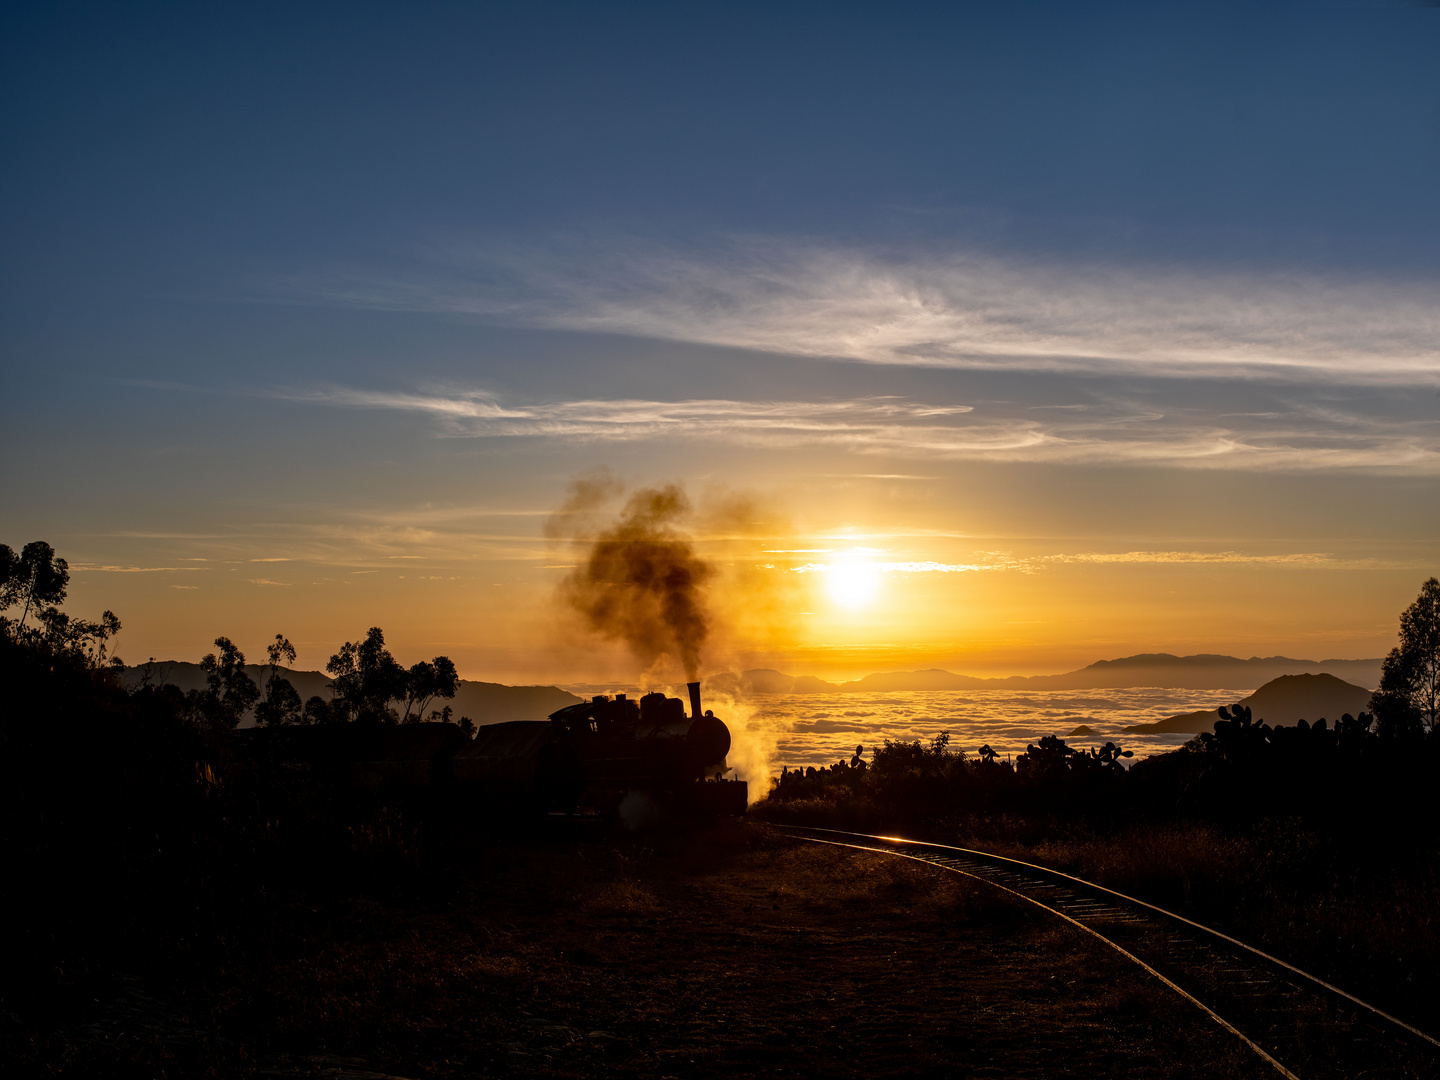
left=737, top=653, right=1381, bottom=694
left=119, top=662, right=333, bottom=705
left=450, top=680, right=584, bottom=723
left=117, top=663, right=582, bottom=726
left=738, top=669, right=804, bottom=693
left=1122, top=673, right=1375, bottom=733
left=1038, top=653, right=1380, bottom=691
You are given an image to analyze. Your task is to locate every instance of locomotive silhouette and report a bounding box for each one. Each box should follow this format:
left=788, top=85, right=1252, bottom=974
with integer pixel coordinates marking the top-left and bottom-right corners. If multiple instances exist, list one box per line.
left=243, top=680, right=747, bottom=818
left=459, top=680, right=747, bottom=816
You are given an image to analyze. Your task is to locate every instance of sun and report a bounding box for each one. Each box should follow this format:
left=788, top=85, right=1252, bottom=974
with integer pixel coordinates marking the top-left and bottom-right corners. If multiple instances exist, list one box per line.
left=827, top=557, right=882, bottom=609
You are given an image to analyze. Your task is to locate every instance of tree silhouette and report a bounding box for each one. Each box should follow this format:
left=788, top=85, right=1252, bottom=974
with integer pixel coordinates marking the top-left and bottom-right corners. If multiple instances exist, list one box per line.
left=195, top=637, right=260, bottom=730
left=39, top=607, right=123, bottom=669
left=301, top=694, right=337, bottom=725
left=325, top=627, right=463, bottom=726
left=0, top=541, right=70, bottom=630
left=402, top=655, right=459, bottom=723
left=1, top=540, right=121, bottom=666
left=1371, top=577, right=1440, bottom=737
left=327, top=626, right=407, bottom=724
left=255, top=633, right=302, bottom=726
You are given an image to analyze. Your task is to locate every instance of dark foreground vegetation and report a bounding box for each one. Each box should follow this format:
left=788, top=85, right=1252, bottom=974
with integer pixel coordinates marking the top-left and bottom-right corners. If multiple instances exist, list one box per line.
left=3, top=540, right=1437, bottom=1076
left=3, top=623, right=1278, bottom=1080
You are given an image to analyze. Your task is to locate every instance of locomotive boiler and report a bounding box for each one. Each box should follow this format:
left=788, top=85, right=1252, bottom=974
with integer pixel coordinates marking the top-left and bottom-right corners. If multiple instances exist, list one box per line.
left=451, top=680, right=747, bottom=817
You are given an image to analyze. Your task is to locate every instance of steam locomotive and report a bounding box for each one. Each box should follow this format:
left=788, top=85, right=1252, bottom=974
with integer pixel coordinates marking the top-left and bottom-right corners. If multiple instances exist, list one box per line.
left=241, top=680, right=747, bottom=818
left=456, top=680, right=747, bottom=816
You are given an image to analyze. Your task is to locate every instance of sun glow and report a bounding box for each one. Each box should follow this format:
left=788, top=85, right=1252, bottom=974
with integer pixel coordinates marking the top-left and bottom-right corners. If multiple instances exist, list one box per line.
left=826, top=557, right=882, bottom=609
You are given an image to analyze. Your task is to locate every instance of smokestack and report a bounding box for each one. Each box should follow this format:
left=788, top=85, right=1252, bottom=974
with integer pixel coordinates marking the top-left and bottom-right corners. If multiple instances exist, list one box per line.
left=687, top=681, right=703, bottom=721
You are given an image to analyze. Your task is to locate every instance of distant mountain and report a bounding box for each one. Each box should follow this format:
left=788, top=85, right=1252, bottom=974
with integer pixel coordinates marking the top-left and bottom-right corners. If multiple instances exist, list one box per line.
left=117, top=663, right=582, bottom=727
left=737, top=669, right=805, bottom=694
left=448, top=680, right=584, bottom=724
left=737, top=653, right=1382, bottom=695
left=1121, top=673, right=1375, bottom=734
left=120, top=662, right=334, bottom=704
left=1028, top=653, right=1381, bottom=691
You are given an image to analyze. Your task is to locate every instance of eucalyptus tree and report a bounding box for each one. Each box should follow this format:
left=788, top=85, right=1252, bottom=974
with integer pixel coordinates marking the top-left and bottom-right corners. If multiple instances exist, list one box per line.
left=326, top=626, right=407, bottom=723
left=255, top=633, right=302, bottom=726
left=2, top=540, right=121, bottom=667
left=402, top=656, right=459, bottom=723
left=327, top=627, right=462, bottom=725
left=1370, top=578, right=1440, bottom=738
left=196, top=637, right=260, bottom=730
left=0, top=541, right=70, bottom=630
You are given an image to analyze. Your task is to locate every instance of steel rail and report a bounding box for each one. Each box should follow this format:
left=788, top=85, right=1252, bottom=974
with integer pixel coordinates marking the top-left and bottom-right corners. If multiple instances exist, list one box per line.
left=776, top=823, right=1440, bottom=1051
left=789, top=835, right=1307, bottom=1077
left=792, top=832, right=1299, bottom=1078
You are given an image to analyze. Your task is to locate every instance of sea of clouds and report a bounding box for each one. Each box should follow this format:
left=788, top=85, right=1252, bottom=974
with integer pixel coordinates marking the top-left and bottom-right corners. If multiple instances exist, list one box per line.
left=565, top=684, right=1256, bottom=789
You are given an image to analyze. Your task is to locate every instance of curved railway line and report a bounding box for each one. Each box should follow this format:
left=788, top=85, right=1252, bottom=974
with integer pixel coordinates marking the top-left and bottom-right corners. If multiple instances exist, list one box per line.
left=775, top=824, right=1440, bottom=1080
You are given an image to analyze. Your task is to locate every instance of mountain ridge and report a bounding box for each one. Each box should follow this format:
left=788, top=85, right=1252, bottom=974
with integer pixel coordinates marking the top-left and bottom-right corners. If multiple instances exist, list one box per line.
left=732, top=652, right=1383, bottom=694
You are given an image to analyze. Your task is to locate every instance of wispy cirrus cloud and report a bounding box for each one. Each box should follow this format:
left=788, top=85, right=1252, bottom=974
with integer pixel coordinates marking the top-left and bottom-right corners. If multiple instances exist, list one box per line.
left=787, top=550, right=1412, bottom=575
left=271, top=385, right=1440, bottom=473
left=275, top=236, right=1440, bottom=384
left=70, top=564, right=208, bottom=573
left=792, top=557, right=1032, bottom=575
left=1044, top=551, right=1335, bottom=566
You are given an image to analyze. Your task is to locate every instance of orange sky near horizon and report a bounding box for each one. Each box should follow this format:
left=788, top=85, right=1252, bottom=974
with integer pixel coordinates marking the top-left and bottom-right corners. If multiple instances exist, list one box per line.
left=52, top=463, right=1436, bottom=685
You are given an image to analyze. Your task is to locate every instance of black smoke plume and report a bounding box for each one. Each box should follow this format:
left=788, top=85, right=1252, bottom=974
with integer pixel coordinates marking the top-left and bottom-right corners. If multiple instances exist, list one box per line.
left=547, top=476, right=713, bottom=680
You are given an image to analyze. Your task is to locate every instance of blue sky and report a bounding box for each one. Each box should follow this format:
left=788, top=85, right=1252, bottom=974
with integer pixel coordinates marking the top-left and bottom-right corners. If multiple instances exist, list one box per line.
left=3, top=1, right=1438, bottom=679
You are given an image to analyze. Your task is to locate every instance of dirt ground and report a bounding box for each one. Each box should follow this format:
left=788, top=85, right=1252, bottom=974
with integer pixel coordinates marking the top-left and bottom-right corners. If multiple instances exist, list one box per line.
left=18, top=819, right=1279, bottom=1079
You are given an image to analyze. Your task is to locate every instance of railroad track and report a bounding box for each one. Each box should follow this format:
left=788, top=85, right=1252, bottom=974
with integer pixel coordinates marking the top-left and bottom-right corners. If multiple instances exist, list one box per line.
left=775, top=824, right=1440, bottom=1080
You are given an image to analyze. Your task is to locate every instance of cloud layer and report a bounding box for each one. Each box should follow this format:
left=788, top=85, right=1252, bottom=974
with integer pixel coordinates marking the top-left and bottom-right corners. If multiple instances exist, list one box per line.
left=283, top=237, right=1440, bottom=384
left=276, top=386, right=1440, bottom=473
left=788, top=551, right=1400, bottom=575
